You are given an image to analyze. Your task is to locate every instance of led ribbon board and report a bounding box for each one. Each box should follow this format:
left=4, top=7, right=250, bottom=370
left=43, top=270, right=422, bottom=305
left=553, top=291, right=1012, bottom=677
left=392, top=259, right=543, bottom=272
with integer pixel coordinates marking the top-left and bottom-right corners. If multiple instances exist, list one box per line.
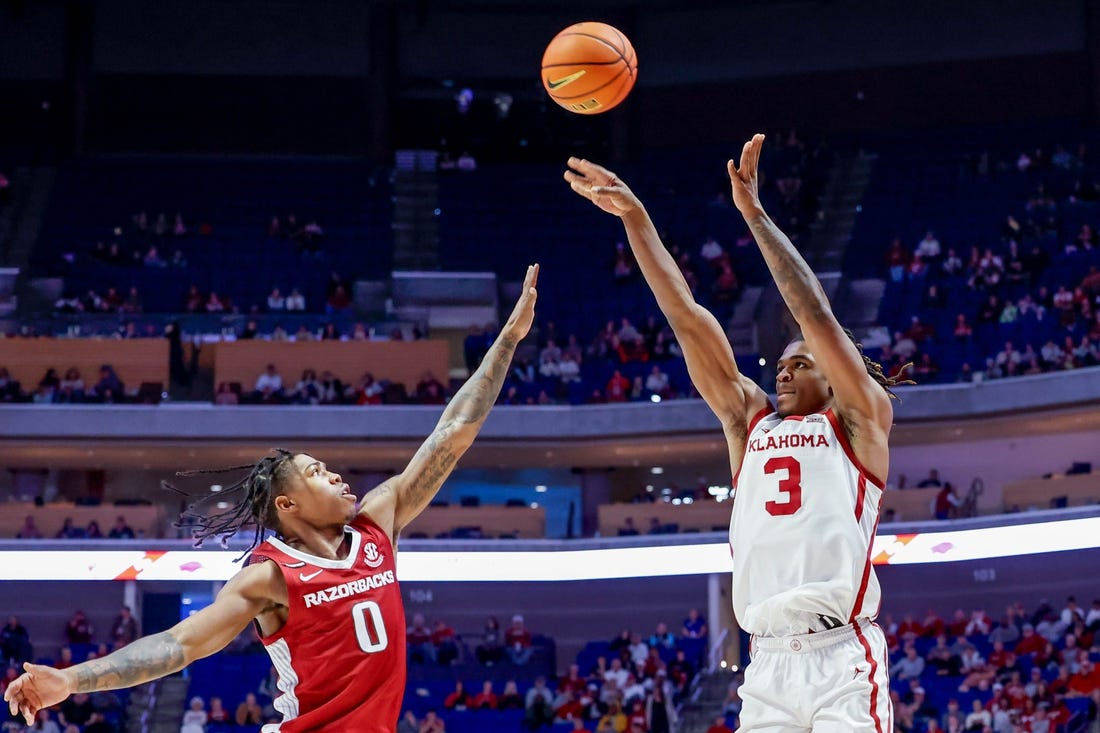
left=2, top=516, right=1099, bottom=582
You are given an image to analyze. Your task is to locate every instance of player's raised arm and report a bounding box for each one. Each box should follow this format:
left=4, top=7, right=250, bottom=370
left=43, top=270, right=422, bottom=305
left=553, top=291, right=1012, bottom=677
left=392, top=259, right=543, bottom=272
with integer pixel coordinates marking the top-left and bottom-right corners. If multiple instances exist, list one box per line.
left=359, top=265, right=538, bottom=538
left=564, top=158, right=767, bottom=428
left=4, top=561, right=280, bottom=725
left=728, top=135, right=894, bottom=435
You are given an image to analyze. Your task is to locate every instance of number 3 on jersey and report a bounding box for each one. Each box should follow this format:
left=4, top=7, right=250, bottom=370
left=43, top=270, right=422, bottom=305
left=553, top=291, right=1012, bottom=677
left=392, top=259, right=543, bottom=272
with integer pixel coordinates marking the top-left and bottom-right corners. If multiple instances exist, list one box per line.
left=351, top=600, right=389, bottom=653
left=764, top=456, right=802, bottom=516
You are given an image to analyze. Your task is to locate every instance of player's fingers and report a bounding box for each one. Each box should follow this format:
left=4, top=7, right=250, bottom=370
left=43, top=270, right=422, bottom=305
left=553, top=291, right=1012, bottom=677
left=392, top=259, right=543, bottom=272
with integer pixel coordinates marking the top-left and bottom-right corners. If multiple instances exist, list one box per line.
left=737, top=140, right=752, bottom=174
left=568, top=179, right=596, bottom=200
left=727, top=159, right=737, bottom=180
left=21, top=702, right=35, bottom=725
left=569, top=157, right=616, bottom=184
left=529, top=263, right=540, bottom=288
left=751, top=133, right=765, bottom=172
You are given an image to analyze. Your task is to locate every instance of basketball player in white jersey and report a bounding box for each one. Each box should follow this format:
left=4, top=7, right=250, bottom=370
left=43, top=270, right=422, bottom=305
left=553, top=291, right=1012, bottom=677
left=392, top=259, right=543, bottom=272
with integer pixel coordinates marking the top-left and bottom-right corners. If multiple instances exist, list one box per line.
left=566, top=135, right=910, bottom=732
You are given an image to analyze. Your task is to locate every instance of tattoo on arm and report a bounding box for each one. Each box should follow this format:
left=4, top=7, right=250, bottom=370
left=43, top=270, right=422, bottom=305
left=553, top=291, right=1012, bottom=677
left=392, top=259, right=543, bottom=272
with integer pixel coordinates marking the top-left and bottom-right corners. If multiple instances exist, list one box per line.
left=399, top=333, right=519, bottom=514
left=746, top=213, right=829, bottom=321
left=445, top=334, right=518, bottom=425
left=71, top=632, right=186, bottom=692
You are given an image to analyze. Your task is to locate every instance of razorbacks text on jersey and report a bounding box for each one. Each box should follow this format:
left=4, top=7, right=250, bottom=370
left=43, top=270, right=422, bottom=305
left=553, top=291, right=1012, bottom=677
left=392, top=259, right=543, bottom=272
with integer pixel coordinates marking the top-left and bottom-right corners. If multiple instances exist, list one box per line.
left=730, top=407, right=884, bottom=637
left=248, top=514, right=406, bottom=733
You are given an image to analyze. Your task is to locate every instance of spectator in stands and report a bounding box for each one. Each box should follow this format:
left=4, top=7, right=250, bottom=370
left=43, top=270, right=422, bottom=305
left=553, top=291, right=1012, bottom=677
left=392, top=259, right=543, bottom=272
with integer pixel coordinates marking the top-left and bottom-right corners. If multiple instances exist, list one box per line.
left=397, top=711, right=419, bottom=733
left=617, top=518, right=640, bottom=536
left=206, top=696, right=229, bottom=727
left=91, top=365, right=124, bottom=403
left=525, top=676, right=555, bottom=729
left=85, top=520, right=103, bottom=539
left=705, top=716, right=734, bottom=733
left=1, top=616, right=31, bottom=668
left=470, top=616, right=502, bottom=666
left=110, top=606, right=138, bottom=647
left=267, top=288, right=285, bottom=311
left=0, top=367, right=22, bottom=402
left=621, top=673, right=646, bottom=709
left=926, top=635, right=960, bottom=677
left=682, top=609, right=706, bottom=639
left=285, top=288, right=306, bottom=311
left=407, top=613, right=435, bottom=664
left=82, top=711, right=113, bottom=733
left=885, top=238, right=910, bottom=281
left=933, top=483, right=962, bottom=520
left=57, top=369, right=85, bottom=403
left=58, top=691, right=93, bottom=729
left=291, top=369, right=321, bottom=405
left=648, top=623, right=675, bottom=650
left=891, top=644, right=925, bottom=681
left=253, top=363, right=284, bottom=402
left=326, top=286, right=352, bottom=315
left=443, top=681, right=469, bottom=711
left=506, top=614, right=533, bottom=665
left=604, top=657, right=629, bottom=689
left=644, top=366, right=670, bottom=399
left=499, top=680, right=523, bottom=710
left=419, top=709, right=445, bottom=733
left=471, top=680, right=497, bottom=710
left=432, top=619, right=459, bottom=665
left=415, top=372, right=447, bottom=404
left=612, top=242, right=636, bottom=281
left=605, top=370, right=630, bottom=402
left=700, top=236, right=724, bottom=265
left=181, top=696, right=207, bottom=733
left=553, top=688, right=584, bottom=723
left=235, top=692, right=263, bottom=725
left=26, top=709, right=61, bottom=733
left=214, top=382, right=239, bottom=405
left=646, top=684, right=676, bottom=733
left=627, top=633, right=649, bottom=668
left=16, top=516, right=43, bottom=539
left=63, top=610, right=94, bottom=647
left=596, top=701, right=627, bottom=733
left=108, top=516, right=135, bottom=539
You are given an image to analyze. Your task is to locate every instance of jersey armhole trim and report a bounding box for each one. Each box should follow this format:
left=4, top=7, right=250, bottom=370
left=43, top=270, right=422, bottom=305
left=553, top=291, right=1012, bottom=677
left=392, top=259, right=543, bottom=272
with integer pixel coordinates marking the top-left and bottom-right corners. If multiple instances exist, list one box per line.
left=825, top=408, right=885, bottom=490
left=732, top=405, right=774, bottom=489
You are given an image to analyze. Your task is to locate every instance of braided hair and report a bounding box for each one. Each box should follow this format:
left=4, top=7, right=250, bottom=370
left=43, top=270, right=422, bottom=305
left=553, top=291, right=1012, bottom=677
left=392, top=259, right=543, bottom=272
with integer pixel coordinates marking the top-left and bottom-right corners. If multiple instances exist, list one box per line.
left=162, top=449, right=298, bottom=560
left=842, top=328, right=915, bottom=400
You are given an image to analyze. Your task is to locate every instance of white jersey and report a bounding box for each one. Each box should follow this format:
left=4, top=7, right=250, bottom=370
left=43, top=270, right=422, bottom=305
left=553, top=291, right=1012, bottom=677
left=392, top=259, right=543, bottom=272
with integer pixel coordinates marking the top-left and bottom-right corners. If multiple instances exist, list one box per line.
left=730, top=407, right=884, bottom=637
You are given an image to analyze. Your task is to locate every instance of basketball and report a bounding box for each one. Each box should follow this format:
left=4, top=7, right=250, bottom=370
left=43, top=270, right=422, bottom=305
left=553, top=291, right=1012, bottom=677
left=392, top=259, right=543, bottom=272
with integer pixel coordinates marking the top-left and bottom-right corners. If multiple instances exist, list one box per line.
left=541, top=22, right=637, bottom=115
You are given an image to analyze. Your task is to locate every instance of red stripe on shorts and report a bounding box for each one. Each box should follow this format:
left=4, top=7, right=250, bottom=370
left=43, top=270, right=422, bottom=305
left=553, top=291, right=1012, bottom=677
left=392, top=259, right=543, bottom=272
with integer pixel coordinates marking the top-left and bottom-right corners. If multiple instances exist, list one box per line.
left=854, top=623, right=884, bottom=733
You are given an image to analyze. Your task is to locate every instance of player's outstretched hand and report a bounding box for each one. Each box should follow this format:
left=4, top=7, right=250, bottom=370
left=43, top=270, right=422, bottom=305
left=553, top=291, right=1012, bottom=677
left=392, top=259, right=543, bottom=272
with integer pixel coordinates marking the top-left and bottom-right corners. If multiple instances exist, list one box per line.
left=501, top=264, right=539, bottom=342
left=4, top=662, right=74, bottom=725
left=564, top=158, right=642, bottom=217
left=727, top=133, right=766, bottom=217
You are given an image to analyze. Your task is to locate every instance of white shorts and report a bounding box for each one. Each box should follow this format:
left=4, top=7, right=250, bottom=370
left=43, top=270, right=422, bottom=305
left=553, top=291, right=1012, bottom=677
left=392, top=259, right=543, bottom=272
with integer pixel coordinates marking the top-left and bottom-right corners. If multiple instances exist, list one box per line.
left=738, top=619, right=892, bottom=733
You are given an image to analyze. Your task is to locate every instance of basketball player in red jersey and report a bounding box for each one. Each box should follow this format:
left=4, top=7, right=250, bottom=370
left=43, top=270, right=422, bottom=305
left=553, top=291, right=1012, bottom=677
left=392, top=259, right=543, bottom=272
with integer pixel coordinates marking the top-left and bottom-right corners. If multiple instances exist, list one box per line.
left=566, top=138, right=910, bottom=732
left=5, top=265, right=540, bottom=733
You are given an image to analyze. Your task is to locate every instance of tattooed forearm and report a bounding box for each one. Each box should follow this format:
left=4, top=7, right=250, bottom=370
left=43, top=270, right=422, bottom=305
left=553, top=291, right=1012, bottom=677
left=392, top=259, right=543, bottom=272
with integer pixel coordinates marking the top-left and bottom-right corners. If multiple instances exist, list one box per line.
left=444, top=333, right=518, bottom=425
left=396, top=332, right=519, bottom=518
left=70, top=632, right=186, bottom=692
left=745, top=211, right=830, bottom=322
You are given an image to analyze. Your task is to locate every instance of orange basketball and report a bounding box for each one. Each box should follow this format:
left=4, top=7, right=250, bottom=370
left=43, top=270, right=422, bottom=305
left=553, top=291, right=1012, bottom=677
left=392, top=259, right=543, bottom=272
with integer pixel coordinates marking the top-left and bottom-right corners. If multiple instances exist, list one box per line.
left=541, top=22, right=637, bottom=115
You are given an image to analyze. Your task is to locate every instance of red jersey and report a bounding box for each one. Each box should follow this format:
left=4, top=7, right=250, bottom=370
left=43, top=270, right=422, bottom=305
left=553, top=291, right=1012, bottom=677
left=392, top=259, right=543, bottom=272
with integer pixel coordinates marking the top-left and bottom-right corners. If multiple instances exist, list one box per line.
left=249, top=515, right=406, bottom=733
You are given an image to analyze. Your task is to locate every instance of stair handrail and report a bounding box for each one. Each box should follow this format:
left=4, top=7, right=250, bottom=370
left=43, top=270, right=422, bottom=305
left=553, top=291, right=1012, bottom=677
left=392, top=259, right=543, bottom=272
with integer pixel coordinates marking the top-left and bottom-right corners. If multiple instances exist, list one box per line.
left=707, top=627, right=729, bottom=673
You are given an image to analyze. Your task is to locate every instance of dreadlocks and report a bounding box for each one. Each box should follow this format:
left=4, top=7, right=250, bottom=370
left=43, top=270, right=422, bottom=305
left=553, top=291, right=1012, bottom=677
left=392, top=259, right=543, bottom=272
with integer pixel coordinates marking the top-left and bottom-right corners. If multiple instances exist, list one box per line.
left=162, top=449, right=297, bottom=560
left=842, top=328, right=915, bottom=400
